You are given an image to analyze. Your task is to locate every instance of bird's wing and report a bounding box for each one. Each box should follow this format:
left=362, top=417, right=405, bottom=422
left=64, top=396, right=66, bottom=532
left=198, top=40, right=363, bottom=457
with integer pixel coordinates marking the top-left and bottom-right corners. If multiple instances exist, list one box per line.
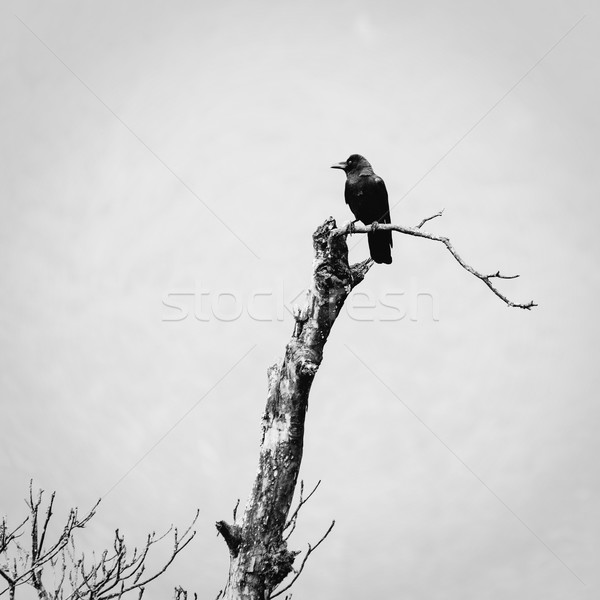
left=371, top=176, right=391, bottom=223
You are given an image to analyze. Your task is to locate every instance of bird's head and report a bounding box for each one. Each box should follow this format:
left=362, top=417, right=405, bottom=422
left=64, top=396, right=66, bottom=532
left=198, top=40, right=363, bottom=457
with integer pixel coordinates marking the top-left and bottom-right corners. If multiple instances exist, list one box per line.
left=331, top=154, right=372, bottom=175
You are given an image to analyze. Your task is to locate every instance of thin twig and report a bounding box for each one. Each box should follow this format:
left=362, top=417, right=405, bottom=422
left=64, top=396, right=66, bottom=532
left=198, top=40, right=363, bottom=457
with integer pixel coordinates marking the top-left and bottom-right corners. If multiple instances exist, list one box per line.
left=98, top=511, right=198, bottom=600
left=416, top=209, right=444, bottom=229
left=284, top=481, right=321, bottom=532
left=3, top=484, right=197, bottom=600
left=37, top=491, right=56, bottom=557
left=283, top=480, right=321, bottom=543
left=0, top=517, right=29, bottom=552
left=271, top=520, right=335, bottom=599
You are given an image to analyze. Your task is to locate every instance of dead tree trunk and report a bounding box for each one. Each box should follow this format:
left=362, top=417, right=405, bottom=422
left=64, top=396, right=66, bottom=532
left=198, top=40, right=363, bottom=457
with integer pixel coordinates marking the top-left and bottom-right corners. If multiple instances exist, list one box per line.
left=216, top=217, right=371, bottom=599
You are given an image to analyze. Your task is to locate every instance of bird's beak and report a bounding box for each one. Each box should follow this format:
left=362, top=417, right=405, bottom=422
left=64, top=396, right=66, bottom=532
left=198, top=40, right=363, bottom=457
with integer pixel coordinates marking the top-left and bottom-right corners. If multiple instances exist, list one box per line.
left=330, top=161, right=347, bottom=170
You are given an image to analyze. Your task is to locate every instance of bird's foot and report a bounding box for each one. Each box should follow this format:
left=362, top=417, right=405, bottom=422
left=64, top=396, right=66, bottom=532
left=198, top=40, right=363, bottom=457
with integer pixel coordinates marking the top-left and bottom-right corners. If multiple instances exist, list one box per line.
left=370, top=221, right=379, bottom=231
left=347, top=219, right=358, bottom=234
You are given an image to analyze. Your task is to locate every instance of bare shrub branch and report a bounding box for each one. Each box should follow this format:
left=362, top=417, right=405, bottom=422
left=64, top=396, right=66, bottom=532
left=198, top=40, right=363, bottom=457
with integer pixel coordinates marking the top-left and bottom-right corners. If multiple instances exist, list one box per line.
left=0, top=486, right=198, bottom=600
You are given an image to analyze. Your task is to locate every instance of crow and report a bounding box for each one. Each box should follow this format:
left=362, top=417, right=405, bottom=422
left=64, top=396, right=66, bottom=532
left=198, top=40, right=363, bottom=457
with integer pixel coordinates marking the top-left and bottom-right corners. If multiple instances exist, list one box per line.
left=331, top=154, right=393, bottom=264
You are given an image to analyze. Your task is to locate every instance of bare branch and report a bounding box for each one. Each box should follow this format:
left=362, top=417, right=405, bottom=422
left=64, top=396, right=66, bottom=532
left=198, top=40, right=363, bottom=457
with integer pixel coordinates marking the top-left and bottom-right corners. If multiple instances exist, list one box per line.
left=1, top=517, right=29, bottom=553
left=174, top=587, right=198, bottom=600
left=333, top=214, right=537, bottom=310
left=98, top=511, right=198, bottom=600
left=53, top=550, right=67, bottom=600
left=0, top=569, right=15, bottom=596
left=2, top=486, right=196, bottom=600
left=0, top=570, right=14, bottom=587
left=38, top=492, right=56, bottom=558
left=232, top=500, right=240, bottom=524
left=416, top=209, right=444, bottom=229
left=8, top=499, right=101, bottom=593
left=0, top=514, right=29, bottom=599
left=283, top=480, right=321, bottom=543
left=287, top=481, right=321, bottom=528
left=271, top=521, right=336, bottom=599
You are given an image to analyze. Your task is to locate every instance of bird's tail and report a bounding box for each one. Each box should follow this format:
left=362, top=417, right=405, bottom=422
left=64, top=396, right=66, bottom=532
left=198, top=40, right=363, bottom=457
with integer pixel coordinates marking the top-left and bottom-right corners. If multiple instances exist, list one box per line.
left=368, top=230, right=393, bottom=264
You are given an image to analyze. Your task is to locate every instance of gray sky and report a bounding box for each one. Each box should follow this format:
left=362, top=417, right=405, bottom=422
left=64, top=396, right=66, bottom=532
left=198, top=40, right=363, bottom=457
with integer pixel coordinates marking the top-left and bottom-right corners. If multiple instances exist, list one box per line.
left=2, top=1, right=599, bottom=598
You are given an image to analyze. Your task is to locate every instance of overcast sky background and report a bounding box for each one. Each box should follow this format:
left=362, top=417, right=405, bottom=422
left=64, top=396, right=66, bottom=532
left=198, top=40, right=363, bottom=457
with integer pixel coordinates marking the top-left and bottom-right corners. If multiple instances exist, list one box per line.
left=2, top=1, right=599, bottom=598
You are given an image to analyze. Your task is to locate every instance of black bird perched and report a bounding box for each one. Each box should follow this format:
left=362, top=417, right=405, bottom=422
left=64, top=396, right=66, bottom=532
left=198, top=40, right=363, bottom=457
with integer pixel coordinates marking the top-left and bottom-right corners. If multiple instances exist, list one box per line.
left=331, top=154, right=393, bottom=264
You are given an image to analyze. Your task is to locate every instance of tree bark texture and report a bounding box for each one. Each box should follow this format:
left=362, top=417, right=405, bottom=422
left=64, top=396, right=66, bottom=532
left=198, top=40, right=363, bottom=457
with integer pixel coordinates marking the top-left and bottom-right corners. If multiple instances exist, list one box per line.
left=217, top=217, right=371, bottom=599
